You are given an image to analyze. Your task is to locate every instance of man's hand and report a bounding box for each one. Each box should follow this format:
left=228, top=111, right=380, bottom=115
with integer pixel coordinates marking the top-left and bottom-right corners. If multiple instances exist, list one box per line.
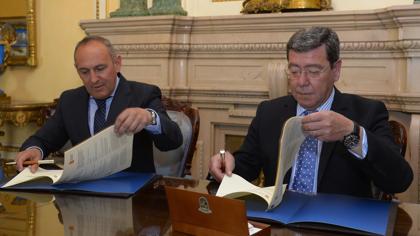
left=114, top=107, right=153, bottom=136
left=15, top=148, right=43, bottom=173
left=209, top=150, right=235, bottom=182
left=301, top=110, right=354, bottom=142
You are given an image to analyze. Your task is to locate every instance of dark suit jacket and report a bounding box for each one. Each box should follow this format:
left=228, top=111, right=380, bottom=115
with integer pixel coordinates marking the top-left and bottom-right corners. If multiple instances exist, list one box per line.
left=21, top=74, right=183, bottom=173
left=233, top=90, right=413, bottom=198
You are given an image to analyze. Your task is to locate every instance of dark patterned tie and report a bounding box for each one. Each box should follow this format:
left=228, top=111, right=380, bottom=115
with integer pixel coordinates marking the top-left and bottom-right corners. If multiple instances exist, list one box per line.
left=94, top=98, right=107, bottom=134
left=291, top=110, right=318, bottom=193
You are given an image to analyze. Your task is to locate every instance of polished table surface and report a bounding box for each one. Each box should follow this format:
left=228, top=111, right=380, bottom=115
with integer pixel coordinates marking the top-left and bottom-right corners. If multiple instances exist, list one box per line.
left=0, top=174, right=419, bottom=236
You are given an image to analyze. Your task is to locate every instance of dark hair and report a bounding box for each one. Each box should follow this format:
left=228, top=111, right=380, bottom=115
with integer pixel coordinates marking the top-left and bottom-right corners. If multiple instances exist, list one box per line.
left=286, top=26, right=340, bottom=67
left=74, top=35, right=117, bottom=62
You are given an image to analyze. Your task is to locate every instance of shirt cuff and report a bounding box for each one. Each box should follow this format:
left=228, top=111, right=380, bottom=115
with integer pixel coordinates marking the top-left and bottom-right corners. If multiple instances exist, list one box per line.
left=26, top=146, right=44, bottom=159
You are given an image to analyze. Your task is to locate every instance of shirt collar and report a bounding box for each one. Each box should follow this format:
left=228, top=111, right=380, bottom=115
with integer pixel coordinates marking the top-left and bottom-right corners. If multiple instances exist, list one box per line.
left=297, top=88, right=335, bottom=116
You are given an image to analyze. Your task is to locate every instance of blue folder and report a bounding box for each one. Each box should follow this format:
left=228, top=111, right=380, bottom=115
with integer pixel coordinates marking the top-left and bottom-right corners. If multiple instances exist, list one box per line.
left=0, top=172, right=157, bottom=198
left=246, top=191, right=397, bottom=236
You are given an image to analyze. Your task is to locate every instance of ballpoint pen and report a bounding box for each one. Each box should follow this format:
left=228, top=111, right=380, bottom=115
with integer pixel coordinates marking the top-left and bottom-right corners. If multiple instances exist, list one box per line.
left=5, top=159, right=55, bottom=166
left=219, top=149, right=225, bottom=171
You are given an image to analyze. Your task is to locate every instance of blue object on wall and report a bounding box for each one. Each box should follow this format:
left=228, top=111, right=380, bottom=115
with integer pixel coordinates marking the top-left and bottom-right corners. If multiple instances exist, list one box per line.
left=0, top=44, right=4, bottom=65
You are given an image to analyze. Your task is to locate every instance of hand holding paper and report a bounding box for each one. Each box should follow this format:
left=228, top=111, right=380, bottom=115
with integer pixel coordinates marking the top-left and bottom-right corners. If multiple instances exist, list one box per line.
left=2, top=125, right=133, bottom=188
left=216, top=116, right=305, bottom=210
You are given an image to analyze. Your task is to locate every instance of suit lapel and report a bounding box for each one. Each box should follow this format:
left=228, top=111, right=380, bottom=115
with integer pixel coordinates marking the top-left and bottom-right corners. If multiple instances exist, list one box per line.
left=282, top=96, right=298, bottom=126
left=281, top=96, right=298, bottom=184
left=74, top=89, right=91, bottom=140
left=317, top=89, right=347, bottom=184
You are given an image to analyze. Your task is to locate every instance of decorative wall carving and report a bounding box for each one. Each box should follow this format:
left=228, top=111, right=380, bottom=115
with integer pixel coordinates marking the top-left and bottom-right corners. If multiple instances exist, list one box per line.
left=81, top=4, right=420, bottom=203
left=113, top=40, right=420, bottom=53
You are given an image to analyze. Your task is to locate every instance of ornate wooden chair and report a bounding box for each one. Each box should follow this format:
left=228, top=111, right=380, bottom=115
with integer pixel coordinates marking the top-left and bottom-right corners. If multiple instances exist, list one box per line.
left=153, top=96, right=199, bottom=177
left=388, top=120, right=407, bottom=157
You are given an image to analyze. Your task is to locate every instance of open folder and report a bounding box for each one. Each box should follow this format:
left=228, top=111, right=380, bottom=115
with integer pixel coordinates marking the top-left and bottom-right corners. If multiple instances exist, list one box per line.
left=1, top=125, right=157, bottom=197
left=246, top=190, right=397, bottom=236
left=0, top=171, right=157, bottom=198
left=2, top=125, right=133, bottom=188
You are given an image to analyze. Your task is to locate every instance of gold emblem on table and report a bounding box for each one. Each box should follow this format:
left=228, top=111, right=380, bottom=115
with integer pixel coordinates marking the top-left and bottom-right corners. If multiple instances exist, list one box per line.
left=198, top=196, right=212, bottom=214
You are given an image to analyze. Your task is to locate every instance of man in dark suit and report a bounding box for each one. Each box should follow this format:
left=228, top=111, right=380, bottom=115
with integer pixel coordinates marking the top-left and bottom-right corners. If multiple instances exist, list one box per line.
left=209, top=26, right=413, bottom=198
left=15, top=35, right=182, bottom=173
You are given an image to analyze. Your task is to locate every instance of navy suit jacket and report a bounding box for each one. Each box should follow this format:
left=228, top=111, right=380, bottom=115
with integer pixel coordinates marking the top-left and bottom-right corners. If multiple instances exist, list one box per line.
left=21, top=74, right=182, bottom=173
left=233, top=90, right=413, bottom=198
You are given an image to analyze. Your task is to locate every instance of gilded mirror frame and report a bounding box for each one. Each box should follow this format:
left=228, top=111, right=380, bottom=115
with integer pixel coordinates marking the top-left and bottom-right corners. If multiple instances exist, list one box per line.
left=0, top=0, right=37, bottom=66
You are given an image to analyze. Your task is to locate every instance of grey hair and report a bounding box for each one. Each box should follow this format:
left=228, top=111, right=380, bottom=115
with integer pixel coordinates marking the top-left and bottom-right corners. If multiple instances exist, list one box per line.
left=286, top=26, right=340, bottom=67
left=74, top=35, right=117, bottom=62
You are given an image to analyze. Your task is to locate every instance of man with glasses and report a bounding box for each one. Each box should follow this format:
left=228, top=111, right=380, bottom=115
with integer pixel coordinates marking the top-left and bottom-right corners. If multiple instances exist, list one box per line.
left=209, top=26, right=413, bottom=198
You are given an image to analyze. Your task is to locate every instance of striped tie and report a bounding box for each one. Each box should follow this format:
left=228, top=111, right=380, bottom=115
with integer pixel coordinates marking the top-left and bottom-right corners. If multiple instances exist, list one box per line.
left=291, top=110, right=318, bottom=193
left=94, top=98, right=107, bottom=134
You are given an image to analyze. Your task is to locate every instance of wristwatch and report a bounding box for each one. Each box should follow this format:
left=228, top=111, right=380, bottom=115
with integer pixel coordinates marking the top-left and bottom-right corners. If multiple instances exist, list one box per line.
left=342, top=121, right=360, bottom=149
left=146, top=109, right=157, bottom=125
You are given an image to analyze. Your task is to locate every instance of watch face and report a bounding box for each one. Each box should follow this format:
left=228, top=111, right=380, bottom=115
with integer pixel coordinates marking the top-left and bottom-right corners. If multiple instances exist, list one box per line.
left=343, top=122, right=360, bottom=149
left=147, top=109, right=157, bottom=125
left=343, top=134, right=359, bottom=149
left=151, top=111, right=157, bottom=125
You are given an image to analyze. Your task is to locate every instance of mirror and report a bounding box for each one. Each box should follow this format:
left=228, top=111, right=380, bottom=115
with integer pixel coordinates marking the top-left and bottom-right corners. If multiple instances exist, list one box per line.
left=0, top=0, right=36, bottom=66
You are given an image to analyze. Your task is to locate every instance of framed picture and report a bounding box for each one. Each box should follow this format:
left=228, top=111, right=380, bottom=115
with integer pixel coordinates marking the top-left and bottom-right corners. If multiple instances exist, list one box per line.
left=0, top=19, right=28, bottom=65
left=0, top=0, right=36, bottom=66
left=10, top=23, right=28, bottom=60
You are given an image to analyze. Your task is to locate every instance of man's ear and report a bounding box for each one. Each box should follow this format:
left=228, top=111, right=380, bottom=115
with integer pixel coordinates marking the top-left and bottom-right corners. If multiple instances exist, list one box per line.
left=112, top=55, right=122, bottom=72
left=332, top=59, right=342, bottom=82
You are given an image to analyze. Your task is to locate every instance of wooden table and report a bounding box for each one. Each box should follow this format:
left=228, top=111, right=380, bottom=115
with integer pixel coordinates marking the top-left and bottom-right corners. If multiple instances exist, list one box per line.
left=0, top=176, right=418, bottom=236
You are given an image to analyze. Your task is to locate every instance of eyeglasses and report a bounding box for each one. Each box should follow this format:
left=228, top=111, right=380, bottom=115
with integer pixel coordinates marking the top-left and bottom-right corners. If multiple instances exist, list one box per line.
left=285, top=65, right=331, bottom=80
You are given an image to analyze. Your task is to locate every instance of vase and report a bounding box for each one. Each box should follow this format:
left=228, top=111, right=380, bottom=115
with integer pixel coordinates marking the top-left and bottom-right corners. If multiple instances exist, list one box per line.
left=149, top=0, right=187, bottom=16
left=110, top=0, right=150, bottom=17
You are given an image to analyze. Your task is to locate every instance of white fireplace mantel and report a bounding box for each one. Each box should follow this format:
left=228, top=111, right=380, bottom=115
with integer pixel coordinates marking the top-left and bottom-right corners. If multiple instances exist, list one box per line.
left=81, top=4, right=420, bottom=203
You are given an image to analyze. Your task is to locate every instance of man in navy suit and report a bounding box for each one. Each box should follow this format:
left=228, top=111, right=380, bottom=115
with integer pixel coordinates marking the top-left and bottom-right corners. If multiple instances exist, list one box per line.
left=209, top=26, right=413, bottom=198
left=15, top=35, right=182, bottom=173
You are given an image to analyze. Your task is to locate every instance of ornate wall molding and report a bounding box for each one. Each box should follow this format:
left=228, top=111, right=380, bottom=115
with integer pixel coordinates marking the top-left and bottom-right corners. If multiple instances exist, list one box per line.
left=115, top=40, right=420, bottom=54
left=342, top=40, right=420, bottom=51
left=360, top=94, right=420, bottom=113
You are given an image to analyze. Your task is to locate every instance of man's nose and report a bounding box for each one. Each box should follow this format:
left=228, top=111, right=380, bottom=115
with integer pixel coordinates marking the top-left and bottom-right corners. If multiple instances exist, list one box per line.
left=89, top=70, right=100, bottom=83
left=295, top=71, right=310, bottom=85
